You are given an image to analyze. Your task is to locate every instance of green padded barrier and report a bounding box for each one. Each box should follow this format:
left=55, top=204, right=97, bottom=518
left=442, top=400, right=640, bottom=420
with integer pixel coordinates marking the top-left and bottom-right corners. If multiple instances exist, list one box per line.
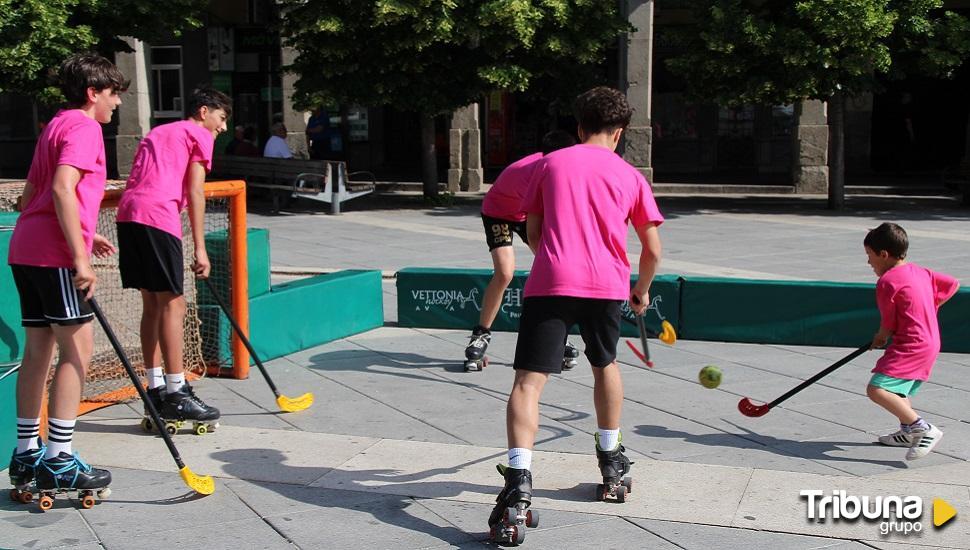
left=201, top=270, right=384, bottom=366
left=0, top=367, right=17, bottom=466
left=679, top=277, right=970, bottom=353
left=197, top=227, right=272, bottom=305
left=396, top=268, right=680, bottom=337
left=0, top=225, right=24, bottom=363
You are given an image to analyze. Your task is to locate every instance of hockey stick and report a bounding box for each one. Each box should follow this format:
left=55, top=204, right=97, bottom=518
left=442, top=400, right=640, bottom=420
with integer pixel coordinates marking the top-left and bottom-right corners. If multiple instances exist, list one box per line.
left=89, top=298, right=215, bottom=495
left=203, top=278, right=313, bottom=413
left=737, top=343, right=869, bottom=417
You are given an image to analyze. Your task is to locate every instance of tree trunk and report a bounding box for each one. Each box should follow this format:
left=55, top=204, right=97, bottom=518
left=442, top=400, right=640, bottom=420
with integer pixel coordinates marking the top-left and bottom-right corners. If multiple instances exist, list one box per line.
left=828, top=91, right=846, bottom=210
left=421, top=114, right=439, bottom=198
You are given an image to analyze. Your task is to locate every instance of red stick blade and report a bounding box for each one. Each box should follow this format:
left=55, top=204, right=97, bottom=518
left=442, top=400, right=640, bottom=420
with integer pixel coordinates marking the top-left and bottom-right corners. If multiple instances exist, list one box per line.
left=738, top=397, right=770, bottom=417
left=625, top=340, right=653, bottom=368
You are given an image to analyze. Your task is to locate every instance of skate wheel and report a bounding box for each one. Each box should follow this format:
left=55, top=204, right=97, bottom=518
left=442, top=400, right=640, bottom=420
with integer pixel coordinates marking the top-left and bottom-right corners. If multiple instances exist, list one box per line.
left=505, top=506, right=519, bottom=525
left=165, top=423, right=178, bottom=435
left=38, top=495, right=54, bottom=511
left=489, top=523, right=502, bottom=542
left=98, top=487, right=111, bottom=499
left=525, top=509, right=539, bottom=528
left=141, top=418, right=153, bottom=432
left=18, top=490, right=33, bottom=504
left=212, top=421, right=220, bottom=429
left=595, top=483, right=606, bottom=501
left=482, top=357, right=488, bottom=369
left=623, top=476, right=633, bottom=494
left=513, top=525, right=525, bottom=545
left=81, top=494, right=96, bottom=509
left=194, top=424, right=208, bottom=436
left=615, top=484, right=627, bottom=503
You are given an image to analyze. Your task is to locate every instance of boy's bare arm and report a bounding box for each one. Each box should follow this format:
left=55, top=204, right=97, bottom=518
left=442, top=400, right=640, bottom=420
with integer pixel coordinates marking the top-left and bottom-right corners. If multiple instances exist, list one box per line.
left=50, top=165, right=95, bottom=298
left=871, top=326, right=893, bottom=349
left=187, top=161, right=210, bottom=278
left=17, top=180, right=36, bottom=211
left=526, top=213, right=542, bottom=254
left=630, top=223, right=661, bottom=314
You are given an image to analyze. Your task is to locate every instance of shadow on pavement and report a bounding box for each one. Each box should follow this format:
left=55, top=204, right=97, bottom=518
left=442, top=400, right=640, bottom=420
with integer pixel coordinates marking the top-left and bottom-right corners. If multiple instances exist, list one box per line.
left=634, top=423, right=907, bottom=469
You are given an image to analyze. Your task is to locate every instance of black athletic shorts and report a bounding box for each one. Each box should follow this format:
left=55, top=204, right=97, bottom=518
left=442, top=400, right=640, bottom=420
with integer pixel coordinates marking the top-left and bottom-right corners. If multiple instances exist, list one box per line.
left=513, top=296, right=623, bottom=373
left=10, top=265, right=94, bottom=327
left=482, top=214, right=528, bottom=251
left=117, top=221, right=184, bottom=295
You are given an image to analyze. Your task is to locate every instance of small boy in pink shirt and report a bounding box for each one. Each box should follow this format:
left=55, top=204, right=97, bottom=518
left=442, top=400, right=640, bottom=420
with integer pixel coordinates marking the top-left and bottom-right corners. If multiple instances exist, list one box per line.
left=116, top=87, right=231, bottom=428
left=489, top=87, right=663, bottom=537
left=464, top=130, right=576, bottom=371
left=865, top=222, right=959, bottom=460
left=8, top=53, right=126, bottom=499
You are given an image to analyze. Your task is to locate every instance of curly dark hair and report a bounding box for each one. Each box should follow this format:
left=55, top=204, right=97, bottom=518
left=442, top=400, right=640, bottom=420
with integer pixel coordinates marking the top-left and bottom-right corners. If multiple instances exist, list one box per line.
left=187, top=86, right=233, bottom=118
left=864, top=222, right=908, bottom=259
left=58, top=53, right=129, bottom=107
left=573, top=87, right=633, bottom=135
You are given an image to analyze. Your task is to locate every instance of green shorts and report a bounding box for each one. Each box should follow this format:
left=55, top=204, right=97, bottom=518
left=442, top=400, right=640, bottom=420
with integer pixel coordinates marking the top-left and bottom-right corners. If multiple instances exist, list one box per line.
left=869, top=373, right=923, bottom=397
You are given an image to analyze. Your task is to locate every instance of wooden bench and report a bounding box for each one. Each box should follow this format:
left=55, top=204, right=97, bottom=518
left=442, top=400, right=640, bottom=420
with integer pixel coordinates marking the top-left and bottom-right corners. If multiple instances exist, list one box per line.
left=211, top=156, right=376, bottom=214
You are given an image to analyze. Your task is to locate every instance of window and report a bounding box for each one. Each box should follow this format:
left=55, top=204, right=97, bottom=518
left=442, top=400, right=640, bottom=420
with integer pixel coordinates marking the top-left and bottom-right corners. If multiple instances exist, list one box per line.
left=151, top=46, right=184, bottom=118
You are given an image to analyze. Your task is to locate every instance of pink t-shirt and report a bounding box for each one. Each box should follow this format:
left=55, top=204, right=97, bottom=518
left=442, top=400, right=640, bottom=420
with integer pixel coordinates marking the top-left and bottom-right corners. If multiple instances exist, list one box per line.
left=8, top=110, right=106, bottom=268
left=482, top=152, right=543, bottom=222
left=117, top=120, right=214, bottom=238
left=522, top=144, right=664, bottom=300
left=873, top=263, right=960, bottom=381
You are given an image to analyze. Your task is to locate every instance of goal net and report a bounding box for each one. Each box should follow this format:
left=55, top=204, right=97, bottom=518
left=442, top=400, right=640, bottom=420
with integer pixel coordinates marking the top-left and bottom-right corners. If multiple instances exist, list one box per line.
left=0, top=180, right=249, bottom=404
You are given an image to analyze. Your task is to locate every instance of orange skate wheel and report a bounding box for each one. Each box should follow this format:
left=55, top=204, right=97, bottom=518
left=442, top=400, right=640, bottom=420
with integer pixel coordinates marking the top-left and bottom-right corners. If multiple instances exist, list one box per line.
left=81, top=494, right=96, bottom=509
left=18, top=490, right=33, bottom=504
left=39, top=495, right=54, bottom=511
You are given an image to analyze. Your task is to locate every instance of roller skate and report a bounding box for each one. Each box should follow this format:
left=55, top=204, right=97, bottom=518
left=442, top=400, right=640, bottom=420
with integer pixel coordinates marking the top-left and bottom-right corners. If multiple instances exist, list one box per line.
left=34, top=452, right=111, bottom=511
left=488, top=465, right=538, bottom=546
left=595, top=434, right=633, bottom=503
left=159, top=384, right=220, bottom=436
left=463, top=327, right=491, bottom=372
left=139, top=386, right=167, bottom=433
left=8, top=445, right=45, bottom=504
left=562, top=341, right=579, bottom=371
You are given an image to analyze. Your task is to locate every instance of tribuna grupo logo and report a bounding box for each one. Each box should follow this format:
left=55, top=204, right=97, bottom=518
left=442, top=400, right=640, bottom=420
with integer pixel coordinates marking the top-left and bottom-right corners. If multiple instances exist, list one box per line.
left=801, top=489, right=957, bottom=536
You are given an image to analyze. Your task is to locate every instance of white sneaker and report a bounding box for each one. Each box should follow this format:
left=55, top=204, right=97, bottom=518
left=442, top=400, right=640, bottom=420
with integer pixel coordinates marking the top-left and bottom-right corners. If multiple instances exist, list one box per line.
left=878, top=428, right=916, bottom=447
left=906, top=425, right=943, bottom=460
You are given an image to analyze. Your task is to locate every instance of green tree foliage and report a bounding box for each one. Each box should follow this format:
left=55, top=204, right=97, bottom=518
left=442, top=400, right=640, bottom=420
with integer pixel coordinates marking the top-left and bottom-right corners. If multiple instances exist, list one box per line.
left=0, top=0, right=206, bottom=101
left=280, top=0, right=630, bottom=115
left=666, top=0, right=970, bottom=209
left=666, top=0, right=970, bottom=107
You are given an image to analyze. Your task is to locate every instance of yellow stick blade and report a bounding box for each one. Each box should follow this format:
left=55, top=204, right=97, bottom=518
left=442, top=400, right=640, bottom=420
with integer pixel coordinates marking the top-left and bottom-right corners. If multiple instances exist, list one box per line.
left=277, top=392, right=314, bottom=412
left=179, top=466, right=216, bottom=495
left=660, top=320, right=678, bottom=345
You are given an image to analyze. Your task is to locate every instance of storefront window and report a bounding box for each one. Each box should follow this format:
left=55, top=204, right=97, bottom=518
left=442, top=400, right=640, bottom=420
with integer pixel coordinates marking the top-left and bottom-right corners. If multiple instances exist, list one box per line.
left=151, top=46, right=184, bottom=119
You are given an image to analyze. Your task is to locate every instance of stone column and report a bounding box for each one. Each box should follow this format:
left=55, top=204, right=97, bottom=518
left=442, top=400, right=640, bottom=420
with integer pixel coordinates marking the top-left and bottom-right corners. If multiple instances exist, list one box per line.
left=792, top=99, right=829, bottom=193
left=280, top=45, right=308, bottom=158
left=114, top=38, right=152, bottom=178
left=447, top=104, right=483, bottom=192
left=619, top=0, right=653, bottom=181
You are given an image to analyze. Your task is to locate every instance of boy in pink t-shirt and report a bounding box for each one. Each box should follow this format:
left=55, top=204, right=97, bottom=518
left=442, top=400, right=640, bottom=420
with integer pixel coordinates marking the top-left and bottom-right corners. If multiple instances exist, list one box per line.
left=464, top=130, right=576, bottom=371
left=116, top=87, right=231, bottom=427
left=7, top=54, right=126, bottom=499
left=489, top=88, right=663, bottom=532
left=864, top=222, right=959, bottom=460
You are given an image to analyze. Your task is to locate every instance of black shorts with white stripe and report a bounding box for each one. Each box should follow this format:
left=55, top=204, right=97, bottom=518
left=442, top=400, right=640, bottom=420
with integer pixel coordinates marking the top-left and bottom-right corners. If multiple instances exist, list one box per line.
left=10, top=265, right=94, bottom=327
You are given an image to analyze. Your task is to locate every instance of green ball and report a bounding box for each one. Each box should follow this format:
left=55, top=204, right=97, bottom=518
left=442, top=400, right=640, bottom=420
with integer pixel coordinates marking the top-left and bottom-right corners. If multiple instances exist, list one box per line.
left=698, top=365, right=722, bottom=389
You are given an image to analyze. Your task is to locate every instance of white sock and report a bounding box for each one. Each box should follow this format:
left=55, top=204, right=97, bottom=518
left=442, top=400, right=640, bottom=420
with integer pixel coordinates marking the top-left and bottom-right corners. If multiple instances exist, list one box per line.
left=508, top=448, right=532, bottom=470
left=16, top=417, right=41, bottom=454
left=44, top=417, right=76, bottom=459
left=165, top=372, right=186, bottom=394
left=597, top=428, right=620, bottom=451
left=146, top=367, right=164, bottom=390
